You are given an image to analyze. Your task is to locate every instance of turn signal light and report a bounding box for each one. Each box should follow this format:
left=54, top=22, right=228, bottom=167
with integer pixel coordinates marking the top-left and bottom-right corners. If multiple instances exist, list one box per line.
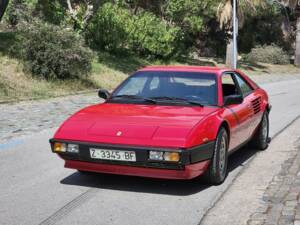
left=164, top=152, right=180, bottom=162
left=53, top=142, right=66, bottom=152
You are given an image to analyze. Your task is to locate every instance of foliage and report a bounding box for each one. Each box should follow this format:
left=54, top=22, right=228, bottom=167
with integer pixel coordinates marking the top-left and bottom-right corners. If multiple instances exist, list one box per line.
left=165, top=0, right=216, bottom=33
left=127, top=11, right=183, bottom=58
left=15, top=21, right=93, bottom=79
left=85, top=3, right=129, bottom=52
left=1, top=0, right=296, bottom=65
left=5, top=0, right=36, bottom=26
left=238, top=5, right=288, bottom=53
left=35, top=0, right=66, bottom=25
left=86, top=3, right=184, bottom=58
left=245, top=44, right=290, bottom=65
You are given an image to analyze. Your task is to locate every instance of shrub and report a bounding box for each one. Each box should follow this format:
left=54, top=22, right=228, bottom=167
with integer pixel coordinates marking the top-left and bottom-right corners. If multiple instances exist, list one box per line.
left=127, top=12, right=183, bottom=58
left=86, top=3, right=184, bottom=58
left=5, top=0, right=34, bottom=27
left=85, top=3, right=129, bottom=53
left=245, top=44, right=290, bottom=65
left=35, top=0, right=66, bottom=25
left=16, top=21, right=93, bottom=80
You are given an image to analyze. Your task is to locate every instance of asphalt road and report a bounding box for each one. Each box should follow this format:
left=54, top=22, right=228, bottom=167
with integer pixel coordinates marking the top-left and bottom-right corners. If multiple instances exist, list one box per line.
left=1, top=79, right=300, bottom=225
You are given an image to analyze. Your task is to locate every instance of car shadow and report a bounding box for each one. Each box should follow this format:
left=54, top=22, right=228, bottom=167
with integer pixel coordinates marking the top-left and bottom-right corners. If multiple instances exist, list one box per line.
left=60, top=146, right=258, bottom=196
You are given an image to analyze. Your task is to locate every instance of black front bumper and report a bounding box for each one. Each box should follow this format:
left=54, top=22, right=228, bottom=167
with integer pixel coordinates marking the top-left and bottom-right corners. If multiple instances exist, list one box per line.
left=49, top=139, right=215, bottom=170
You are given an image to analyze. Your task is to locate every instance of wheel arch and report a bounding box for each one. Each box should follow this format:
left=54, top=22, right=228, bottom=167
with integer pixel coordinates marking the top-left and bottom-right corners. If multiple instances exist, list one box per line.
left=219, top=120, right=230, bottom=144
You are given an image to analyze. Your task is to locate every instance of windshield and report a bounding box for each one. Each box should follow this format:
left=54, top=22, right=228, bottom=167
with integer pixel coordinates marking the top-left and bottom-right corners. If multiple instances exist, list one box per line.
left=110, top=71, right=218, bottom=106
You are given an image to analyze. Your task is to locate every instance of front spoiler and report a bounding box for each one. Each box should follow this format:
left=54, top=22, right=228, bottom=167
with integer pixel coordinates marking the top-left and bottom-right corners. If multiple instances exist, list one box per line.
left=65, top=159, right=211, bottom=180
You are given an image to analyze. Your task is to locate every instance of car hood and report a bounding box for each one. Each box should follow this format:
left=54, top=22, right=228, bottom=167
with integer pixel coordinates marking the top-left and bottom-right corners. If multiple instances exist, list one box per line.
left=54, top=103, right=218, bottom=148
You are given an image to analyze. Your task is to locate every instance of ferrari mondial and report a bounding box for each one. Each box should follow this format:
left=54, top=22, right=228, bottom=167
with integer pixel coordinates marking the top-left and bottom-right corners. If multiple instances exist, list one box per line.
left=50, top=66, right=271, bottom=184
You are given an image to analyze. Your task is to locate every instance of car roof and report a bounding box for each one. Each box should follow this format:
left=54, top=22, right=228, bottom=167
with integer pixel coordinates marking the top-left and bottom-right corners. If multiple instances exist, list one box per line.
left=138, top=66, right=232, bottom=76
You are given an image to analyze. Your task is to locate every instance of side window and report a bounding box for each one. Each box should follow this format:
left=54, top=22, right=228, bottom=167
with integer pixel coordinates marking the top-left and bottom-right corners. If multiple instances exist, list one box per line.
left=233, top=74, right=253, bottom=96
left=222, top=73, right=239, bottom=97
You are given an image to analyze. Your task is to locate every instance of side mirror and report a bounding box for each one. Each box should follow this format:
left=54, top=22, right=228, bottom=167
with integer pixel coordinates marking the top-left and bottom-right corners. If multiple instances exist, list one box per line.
left=224, top=95, right=243, bottom=106
left=98, top=89, right=110, bottom=100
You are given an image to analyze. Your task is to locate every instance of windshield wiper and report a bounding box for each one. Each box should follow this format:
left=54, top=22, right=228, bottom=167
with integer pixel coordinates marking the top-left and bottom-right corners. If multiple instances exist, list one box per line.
left=110, top=95, right=157, bottom=104
left=150, top=96, right=204, bottom=107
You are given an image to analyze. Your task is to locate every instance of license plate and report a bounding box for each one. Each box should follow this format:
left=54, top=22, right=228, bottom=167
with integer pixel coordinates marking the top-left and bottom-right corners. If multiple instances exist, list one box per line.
left=89, top=148, right=136, bottom=162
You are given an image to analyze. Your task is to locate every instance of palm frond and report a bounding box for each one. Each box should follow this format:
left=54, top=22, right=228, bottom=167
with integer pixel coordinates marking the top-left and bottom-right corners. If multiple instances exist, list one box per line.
left=280, top=0, right=298, bottom=10
left=217, top=0, right=232, bottom=29
left=217, top=0, right=267, bottom=29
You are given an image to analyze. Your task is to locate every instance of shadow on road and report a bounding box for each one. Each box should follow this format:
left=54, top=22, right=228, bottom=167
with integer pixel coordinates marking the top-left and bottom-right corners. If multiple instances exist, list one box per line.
left=61, top=146, right=258, bottom=196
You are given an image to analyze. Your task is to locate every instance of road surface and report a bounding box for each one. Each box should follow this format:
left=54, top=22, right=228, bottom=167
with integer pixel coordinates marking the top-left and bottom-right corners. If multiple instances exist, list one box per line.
left=1, top=79, right=300, bottom=225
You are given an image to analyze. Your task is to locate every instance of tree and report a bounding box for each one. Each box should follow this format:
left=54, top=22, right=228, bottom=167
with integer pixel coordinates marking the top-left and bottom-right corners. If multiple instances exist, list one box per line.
left=117, top=0, right=218, bottom=56
left=36, top=0, right=103, bottom=30
left=217, top=0, right=266, bottom=68
left=278, top=0, right=300, bottom=66
left=0, top=0, right=10, bottom=21
left=66, top=0, right=103, bottom=30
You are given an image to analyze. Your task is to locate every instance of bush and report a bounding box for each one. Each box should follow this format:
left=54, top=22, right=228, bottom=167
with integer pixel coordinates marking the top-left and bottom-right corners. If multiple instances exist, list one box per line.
left=16, top=21, right=93, bottom=80
left=35, top=0, right=66, bottom=25
left=85, top=3, right=129, bottom=53
left=86, top=3, right=184, bottom=58
left=127, top=12, right=183, bottom=58
left=245, top=44, right=290, bottom=65
left=5, top=0, right=34, bottom=27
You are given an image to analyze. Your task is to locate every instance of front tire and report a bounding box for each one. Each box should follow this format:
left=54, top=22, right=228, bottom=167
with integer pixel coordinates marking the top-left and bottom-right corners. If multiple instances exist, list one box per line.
left=204, top=127, right=229, bottom=185
left=250, top=112, right=269, bottom=150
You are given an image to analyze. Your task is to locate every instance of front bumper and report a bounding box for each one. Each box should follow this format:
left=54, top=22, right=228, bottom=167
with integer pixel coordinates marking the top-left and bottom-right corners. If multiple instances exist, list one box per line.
left=50, top=139, right=215, bottom=179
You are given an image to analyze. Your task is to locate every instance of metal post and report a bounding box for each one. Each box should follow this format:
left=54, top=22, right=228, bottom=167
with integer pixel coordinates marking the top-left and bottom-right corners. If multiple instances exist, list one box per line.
left=233, top=0, right=237, bottom=69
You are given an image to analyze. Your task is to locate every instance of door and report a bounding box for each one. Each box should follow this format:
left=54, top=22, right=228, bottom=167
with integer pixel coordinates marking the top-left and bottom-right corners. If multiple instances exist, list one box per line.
left=232, top=72, right=263, bottom=137
left=221, top=73, right=254, bottom=149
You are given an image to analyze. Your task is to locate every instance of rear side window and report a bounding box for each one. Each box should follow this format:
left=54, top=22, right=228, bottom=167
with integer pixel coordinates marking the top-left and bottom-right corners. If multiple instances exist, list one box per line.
left=221, top=73, right=239, bottom=97
left=233, top=74, right=253, bottom=96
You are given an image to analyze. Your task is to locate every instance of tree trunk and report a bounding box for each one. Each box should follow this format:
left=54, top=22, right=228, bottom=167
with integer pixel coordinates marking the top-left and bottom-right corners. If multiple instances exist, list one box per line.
left=0, top=0, right=10, bottom=21
left=295, top=16, right=300, bottom=67
left=226, top=38, right=235, bottom=68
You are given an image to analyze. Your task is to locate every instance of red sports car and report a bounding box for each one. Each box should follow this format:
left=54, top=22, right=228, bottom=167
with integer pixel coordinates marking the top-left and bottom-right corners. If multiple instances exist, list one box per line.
left=50, top=66, right=271, bottom=184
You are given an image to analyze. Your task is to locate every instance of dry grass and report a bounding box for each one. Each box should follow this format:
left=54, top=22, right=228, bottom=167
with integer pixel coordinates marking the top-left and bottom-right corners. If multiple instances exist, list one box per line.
left=90, top=60, right=127, bottom=90
left=0, top=56, right=127, bottom=102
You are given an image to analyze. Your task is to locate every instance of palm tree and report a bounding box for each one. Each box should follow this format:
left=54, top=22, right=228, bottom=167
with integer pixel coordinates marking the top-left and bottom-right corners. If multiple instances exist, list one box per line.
left=0, top=0, right=10, bottom=21
left=278, top=0, right=300, bottom=66
left=217, top=0, right=266, bottom=68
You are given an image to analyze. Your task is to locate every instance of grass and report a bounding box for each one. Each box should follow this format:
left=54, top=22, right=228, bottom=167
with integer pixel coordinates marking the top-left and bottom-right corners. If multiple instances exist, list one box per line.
left=1, top=29, right=300, bottom=102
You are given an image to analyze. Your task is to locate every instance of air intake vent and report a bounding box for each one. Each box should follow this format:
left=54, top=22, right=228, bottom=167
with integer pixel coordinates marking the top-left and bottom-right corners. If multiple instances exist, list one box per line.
left=251, top=97, right=261, bottom=114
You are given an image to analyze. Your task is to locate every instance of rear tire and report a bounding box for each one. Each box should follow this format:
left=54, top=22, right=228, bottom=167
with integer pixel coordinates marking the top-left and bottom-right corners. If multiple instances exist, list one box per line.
left=204, top=127, right=229, bottom=185
left=250, top=112, right=269, bottom=151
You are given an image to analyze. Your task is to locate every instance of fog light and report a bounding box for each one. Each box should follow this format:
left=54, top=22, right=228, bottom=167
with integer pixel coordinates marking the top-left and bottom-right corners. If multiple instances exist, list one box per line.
left=67, top=144, right=79, bottom=153
left=164, top=152, right=180, bottom=162
left=149, top=151, right=164, bottom=160
left=53, top=142, right=66, bottom=152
